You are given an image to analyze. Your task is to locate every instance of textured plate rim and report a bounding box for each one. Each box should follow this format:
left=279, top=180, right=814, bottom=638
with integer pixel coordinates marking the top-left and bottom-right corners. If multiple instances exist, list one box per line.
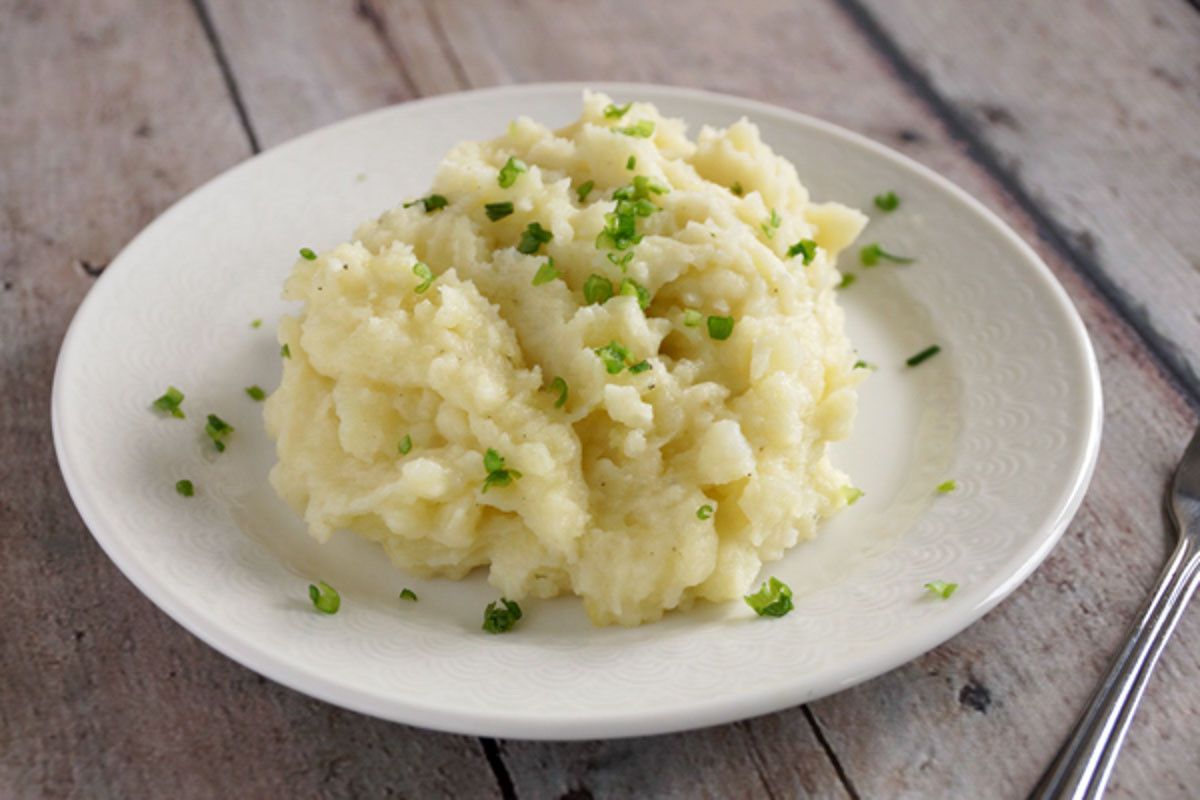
left=52, top=81, right=1102, bottom=739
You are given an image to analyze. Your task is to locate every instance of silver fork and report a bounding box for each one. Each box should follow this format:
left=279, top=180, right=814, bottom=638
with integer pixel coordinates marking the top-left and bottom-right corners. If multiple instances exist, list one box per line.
left=1029, top=423, right=1200, bottom=799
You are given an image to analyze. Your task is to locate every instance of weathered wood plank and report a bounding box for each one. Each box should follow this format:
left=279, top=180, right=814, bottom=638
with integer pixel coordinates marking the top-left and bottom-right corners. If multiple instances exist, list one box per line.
left=849, top=0, right=1200, bottom=401
left=0, top=1, right=498, bottom=797
left=202, top=0, right=468, bottom=148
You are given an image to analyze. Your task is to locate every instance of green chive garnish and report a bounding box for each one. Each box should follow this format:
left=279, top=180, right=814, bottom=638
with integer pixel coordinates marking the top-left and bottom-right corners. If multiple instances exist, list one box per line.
left=398, top=434, right=412, bottom=455
left=498, top=156, right=527, bottom=188
left=730, top=181, right=743, bottom=196
left=744, top=577, right=794, bottom=618
left=618, top=278, right=651, bottom=310
left=874, top=191, right=900, bottom=212
left=549, top=376, right=568, bottom=408
left=576, top=180, right=595, bottom=202
left=245, top=385, right=265, bottom=402
left=404, top=194, right=449, bottom=213
left=861, top=243, right=914, bottom=267
left=299, top=248, right=317, bottom=261
left=628, top=360, right=651, bottom=374
left=204, top=413, right=233, bottom=453
left=843, top=487, right=864, bottom=505
left=837, top=274, right=856, bottom=289
left=308, top=581, right=340, bottom=614
left=583, top=274, right=615, bottom=305
left=616, top=120, right=655, bottom=138
left=175, top=479, right=194, bottom=497
left=853, top=360, right=877, bottom=370
left=485, top=201, right=514, bottom=221
left=281, top=343, right=291, bottom=358
left=251, top=319, right=262, bottom=329
left=517, top=222, right=553, bottom=254
left=153, top=386, right=185, bottom=419
left=412, top=262, right=434, bottom=293
left=707, top=315, right=735, bottom=341
left=481, top=448, right=522, bottom=494
left=936, top=479, right=957, bottom=493
left=787, top=239, right=817, bottom=264
left=925, top=581, right=958, bottom=599
left=400, top=588, right=418, bottom=602
left=906, top=345, right=941, bottom=367
left=697, top=504, right=714, bottom=520
left=482, top=597, right=522, bottom=633
left=532, top=257, right=560, bottom=286
left=603, top=102, right=631, bottom=119
left=683, top=309, right=702, bottom=327
left=594, top=340, right=632, bottom=374
left=626, top=155, right=636, bottom=170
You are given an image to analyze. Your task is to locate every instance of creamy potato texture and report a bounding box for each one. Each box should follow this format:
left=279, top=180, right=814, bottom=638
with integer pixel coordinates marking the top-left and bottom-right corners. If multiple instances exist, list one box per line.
left=264, top=93, right=867, bottom=626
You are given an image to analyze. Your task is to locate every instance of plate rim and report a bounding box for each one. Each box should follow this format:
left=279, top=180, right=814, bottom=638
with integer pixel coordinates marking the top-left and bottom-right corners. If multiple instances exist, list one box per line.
left=51, top=81, right=1103, bottom=740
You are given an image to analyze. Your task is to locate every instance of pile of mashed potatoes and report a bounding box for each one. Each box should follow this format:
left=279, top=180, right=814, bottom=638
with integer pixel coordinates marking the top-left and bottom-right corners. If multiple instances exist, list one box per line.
left=264, top=92, right=867, bottom=626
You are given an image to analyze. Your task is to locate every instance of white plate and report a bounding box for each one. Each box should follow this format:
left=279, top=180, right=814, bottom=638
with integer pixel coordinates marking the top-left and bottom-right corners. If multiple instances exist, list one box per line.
left=52, top=83, right=1101, bottom=739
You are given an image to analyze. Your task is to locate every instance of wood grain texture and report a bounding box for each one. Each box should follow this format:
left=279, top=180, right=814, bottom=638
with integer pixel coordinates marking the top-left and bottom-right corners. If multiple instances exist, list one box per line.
left=849, top=0, right=1200, bottom=402
left=0, top=1, right=498, bottom=797
left=6, top=0, right=1200, bottom=797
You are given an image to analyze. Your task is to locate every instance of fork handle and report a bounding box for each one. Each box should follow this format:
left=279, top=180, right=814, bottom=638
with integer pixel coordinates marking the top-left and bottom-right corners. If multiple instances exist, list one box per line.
left=1027, top=536, right=1200, bottom=800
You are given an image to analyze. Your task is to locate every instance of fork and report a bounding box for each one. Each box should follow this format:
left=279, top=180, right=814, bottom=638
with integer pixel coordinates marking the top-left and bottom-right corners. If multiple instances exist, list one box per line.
left=1028, top=423, right=1200, bottom=799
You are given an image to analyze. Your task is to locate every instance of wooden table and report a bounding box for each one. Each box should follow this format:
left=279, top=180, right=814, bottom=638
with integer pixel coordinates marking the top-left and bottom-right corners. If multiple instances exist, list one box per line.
left=4, top=2, right=1198, bottom=797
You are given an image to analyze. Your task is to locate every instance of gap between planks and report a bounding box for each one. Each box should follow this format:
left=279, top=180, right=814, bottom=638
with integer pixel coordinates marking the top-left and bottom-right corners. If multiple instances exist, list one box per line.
left=832, top=0, right=1200, bottom=412
left=189, top=0, right=262, bottom=152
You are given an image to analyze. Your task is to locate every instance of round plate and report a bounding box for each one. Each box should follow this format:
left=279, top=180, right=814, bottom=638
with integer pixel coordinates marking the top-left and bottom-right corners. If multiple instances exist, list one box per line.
left=52, top=83, right=1101, bottom=739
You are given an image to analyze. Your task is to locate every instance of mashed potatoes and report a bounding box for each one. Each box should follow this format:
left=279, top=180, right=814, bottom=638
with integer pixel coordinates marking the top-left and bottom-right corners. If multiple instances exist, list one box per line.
left=264, top=92, right=866, bottom=626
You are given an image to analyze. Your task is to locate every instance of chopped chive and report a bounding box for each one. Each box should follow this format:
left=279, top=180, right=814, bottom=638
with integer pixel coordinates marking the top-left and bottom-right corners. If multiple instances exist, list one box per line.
left=697, top=504, right=714, bottom=520
left=936, top=479, right=957, bottom=494
left=532, top=257, right=560, bottom=286
left=843, top=487, right=864, bottom=505
left=398, top=434, right=412, bottom=455
left=281, top=343, right=291, bottom=358
left=245, top=385, right=266, bottom=402
left=874, top=191, right=900, bottom=212
left=308, top=581, right=340, bottom=614
left=299, top=248, right=317, bottom=261
left=204, top=413, right=233, bottom=453
left=481, top=448, right=522, bottom=494
left=906, top=345, right=941, bottom=367
left=924, top=581, right=958, bottom=599
left=626, top=155, right=636, bottom=170
left=628, top=360, right=651, bottom=374
left=175, top=479, right=194, bottom=497
left=683, top=308, right=702, bottom=327
left=251, top=319, right=262, bottom=329
left=412, top=262, right=434, bottom=293
left=707, top=315, right=735, bottom=341
left=498, top=156, right=527, bottom=188
left=860, top=243, right=914, bottom=267
left=404, top=194, right=449, bottom=213
left=730, top=181, right=743, bottom=196
left=618, top=278, right=651, bottom=310
left=549, top=376, right=568, bottom=408
left=594, top=340, right=632, bottom=374
left=152, top=386, right=185, bottom=419
left=583, top=274, right=615, bottom=305
left=400, top=588, right=418, bottom=602
left=853, top=360, right=877, bottom=370
left=607, top=251, right=634, bottom=271
left=787, top=239, right=817, bottom=265
left=837, top=273, right=856, bottom=289
left=603, top=102, right=632, bottom=119
left=485, top=201, right=514, bottom=221
left=517, top=222, right=553, bottom=254
left=482, top=597, right=522, bottom=633
left=744, top=577, right=794, bottom=618
left=576, top=180, right=595, bottom=202
left=761, top=208, right=782, bottom=239
left=616, top=120, right=655, bottom=138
